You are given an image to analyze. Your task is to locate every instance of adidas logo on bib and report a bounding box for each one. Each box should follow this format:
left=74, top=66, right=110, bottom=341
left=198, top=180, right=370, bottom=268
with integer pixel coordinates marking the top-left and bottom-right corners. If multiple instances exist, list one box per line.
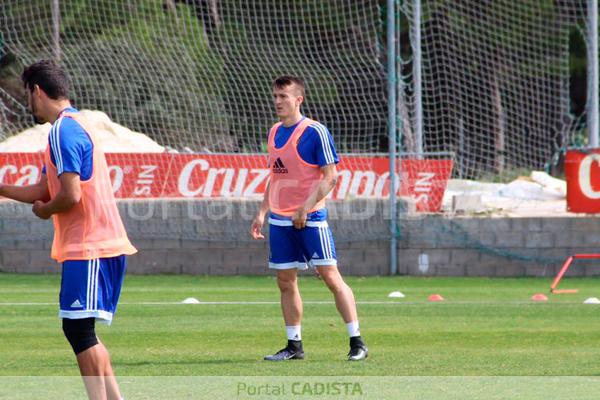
left=312, top=252, right=319, bottom=259
left=272, top=158, right=288, bottom=174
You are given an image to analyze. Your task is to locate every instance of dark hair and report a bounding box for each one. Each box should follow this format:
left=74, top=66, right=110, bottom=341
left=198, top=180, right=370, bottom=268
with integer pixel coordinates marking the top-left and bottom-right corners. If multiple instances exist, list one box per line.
left=21, top=59, right=70, bottom=99
left=273, top=75, right=305, bottom=97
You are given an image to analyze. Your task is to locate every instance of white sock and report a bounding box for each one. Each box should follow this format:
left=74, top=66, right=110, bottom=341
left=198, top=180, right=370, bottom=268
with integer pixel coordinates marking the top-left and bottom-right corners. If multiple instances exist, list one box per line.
left=286, top=325, right=301, bottom=341
left=346, top=321, right=360, bottom=337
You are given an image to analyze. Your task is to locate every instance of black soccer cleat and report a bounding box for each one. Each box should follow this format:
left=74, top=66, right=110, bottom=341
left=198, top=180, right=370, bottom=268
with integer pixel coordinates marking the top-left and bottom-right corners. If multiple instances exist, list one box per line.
left=264, top=347, right=305, bottom=361
left=347, top=344, right=368, bottom=361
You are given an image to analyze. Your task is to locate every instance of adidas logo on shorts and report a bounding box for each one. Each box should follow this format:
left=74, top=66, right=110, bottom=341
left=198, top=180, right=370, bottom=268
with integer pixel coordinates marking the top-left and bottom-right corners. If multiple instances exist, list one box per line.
left=70, top=299, right=83, bottom=308
left=272, top=157, right=288, bottom=174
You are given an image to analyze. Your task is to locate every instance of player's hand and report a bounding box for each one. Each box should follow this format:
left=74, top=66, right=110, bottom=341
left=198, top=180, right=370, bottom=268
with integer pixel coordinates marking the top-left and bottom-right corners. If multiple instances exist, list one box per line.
left=32, top=200, right=52, bottom=220
left=292, top=208, right=307, bottom=229
left=250, top=214, right=265, bottom=239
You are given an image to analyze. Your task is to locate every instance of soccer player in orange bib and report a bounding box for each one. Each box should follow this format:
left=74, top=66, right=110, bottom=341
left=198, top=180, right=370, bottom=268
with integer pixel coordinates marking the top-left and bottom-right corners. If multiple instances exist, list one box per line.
left=0, top=59, right=136, bottom=399
left=250, top=76, right=368, bottom=361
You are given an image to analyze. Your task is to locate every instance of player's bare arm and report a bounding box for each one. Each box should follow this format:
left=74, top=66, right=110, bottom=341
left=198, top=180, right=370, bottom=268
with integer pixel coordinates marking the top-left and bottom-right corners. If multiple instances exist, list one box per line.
left=291, top=164, right=338, bottom=229
left=250, top=181, right=271, bottom=240
left=32, top=172, right=81, bottom=220
left=0, top=173, right=50, bottom=204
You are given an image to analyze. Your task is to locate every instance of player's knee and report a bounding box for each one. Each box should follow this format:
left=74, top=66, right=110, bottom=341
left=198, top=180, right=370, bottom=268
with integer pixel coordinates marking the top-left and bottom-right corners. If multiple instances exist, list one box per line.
left=321, top=272, right=346, bottom=293
left=277, top=276, right=297, bottom=293
left=325, top=280, right=345, bottom=294
left=62, top=317, right=98, bottom=355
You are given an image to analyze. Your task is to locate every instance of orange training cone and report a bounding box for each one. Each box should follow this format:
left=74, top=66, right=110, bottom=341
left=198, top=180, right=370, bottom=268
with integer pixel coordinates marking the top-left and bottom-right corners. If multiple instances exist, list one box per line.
left=531, top=293, right=548, bottom=302
left=428, top=294, right=444, bottom=302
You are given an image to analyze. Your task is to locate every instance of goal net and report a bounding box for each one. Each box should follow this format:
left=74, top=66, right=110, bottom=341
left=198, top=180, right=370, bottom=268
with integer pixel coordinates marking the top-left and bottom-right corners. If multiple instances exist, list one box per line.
left=399, top=0, right=589, bottom=180
left=0, top=1, right=590, bottom=260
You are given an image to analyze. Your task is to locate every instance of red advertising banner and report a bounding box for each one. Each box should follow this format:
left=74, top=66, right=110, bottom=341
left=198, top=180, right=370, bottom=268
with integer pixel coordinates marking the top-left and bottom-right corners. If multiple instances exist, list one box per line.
left=565, top=149, right=600, bottom=213
left=0, top=153, right=453, bottom=212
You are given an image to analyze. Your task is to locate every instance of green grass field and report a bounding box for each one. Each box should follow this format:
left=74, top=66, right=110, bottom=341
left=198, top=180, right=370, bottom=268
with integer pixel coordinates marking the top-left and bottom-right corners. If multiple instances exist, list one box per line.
left=2, top=273, right=600, bottom=378
left=5, top=273, right=600, bottom=398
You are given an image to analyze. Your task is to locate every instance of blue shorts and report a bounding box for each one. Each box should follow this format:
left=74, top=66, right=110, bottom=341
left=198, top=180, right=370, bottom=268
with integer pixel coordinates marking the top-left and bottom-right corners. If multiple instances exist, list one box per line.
left=59, top=255, right=127, bottom=325
left=268, top=209, right=337, bottom=270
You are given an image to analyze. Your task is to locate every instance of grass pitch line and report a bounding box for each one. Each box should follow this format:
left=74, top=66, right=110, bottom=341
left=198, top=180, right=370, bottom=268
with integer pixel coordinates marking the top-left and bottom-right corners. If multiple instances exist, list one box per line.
left=0, top=300, right=591, bottom=307
left=0, top=301, right=367, bottom=306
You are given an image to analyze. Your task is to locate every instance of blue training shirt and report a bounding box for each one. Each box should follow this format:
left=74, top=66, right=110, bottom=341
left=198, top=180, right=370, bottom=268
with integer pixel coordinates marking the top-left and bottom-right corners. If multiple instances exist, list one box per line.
left=273, top=117, right=339, bottom=166
left=42, top=107, right=93, bottom=181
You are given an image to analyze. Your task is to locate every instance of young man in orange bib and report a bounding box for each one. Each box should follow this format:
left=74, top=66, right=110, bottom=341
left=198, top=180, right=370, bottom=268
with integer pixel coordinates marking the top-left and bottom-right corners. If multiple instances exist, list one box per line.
left=250, top=76, right=368, bottom=361
left=0, top=59, right=136, bottom=399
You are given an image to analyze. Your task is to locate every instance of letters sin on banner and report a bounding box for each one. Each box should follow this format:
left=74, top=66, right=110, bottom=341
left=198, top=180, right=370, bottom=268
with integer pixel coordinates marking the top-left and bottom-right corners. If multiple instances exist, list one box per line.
left=565, top=149, right=600, bottom=213
left=0, top=153, right=453, bottom=212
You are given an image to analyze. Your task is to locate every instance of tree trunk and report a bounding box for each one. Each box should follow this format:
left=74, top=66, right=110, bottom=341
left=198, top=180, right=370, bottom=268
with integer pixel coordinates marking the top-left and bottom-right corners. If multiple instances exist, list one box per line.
left=492, top=73, right=505, bottom=174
